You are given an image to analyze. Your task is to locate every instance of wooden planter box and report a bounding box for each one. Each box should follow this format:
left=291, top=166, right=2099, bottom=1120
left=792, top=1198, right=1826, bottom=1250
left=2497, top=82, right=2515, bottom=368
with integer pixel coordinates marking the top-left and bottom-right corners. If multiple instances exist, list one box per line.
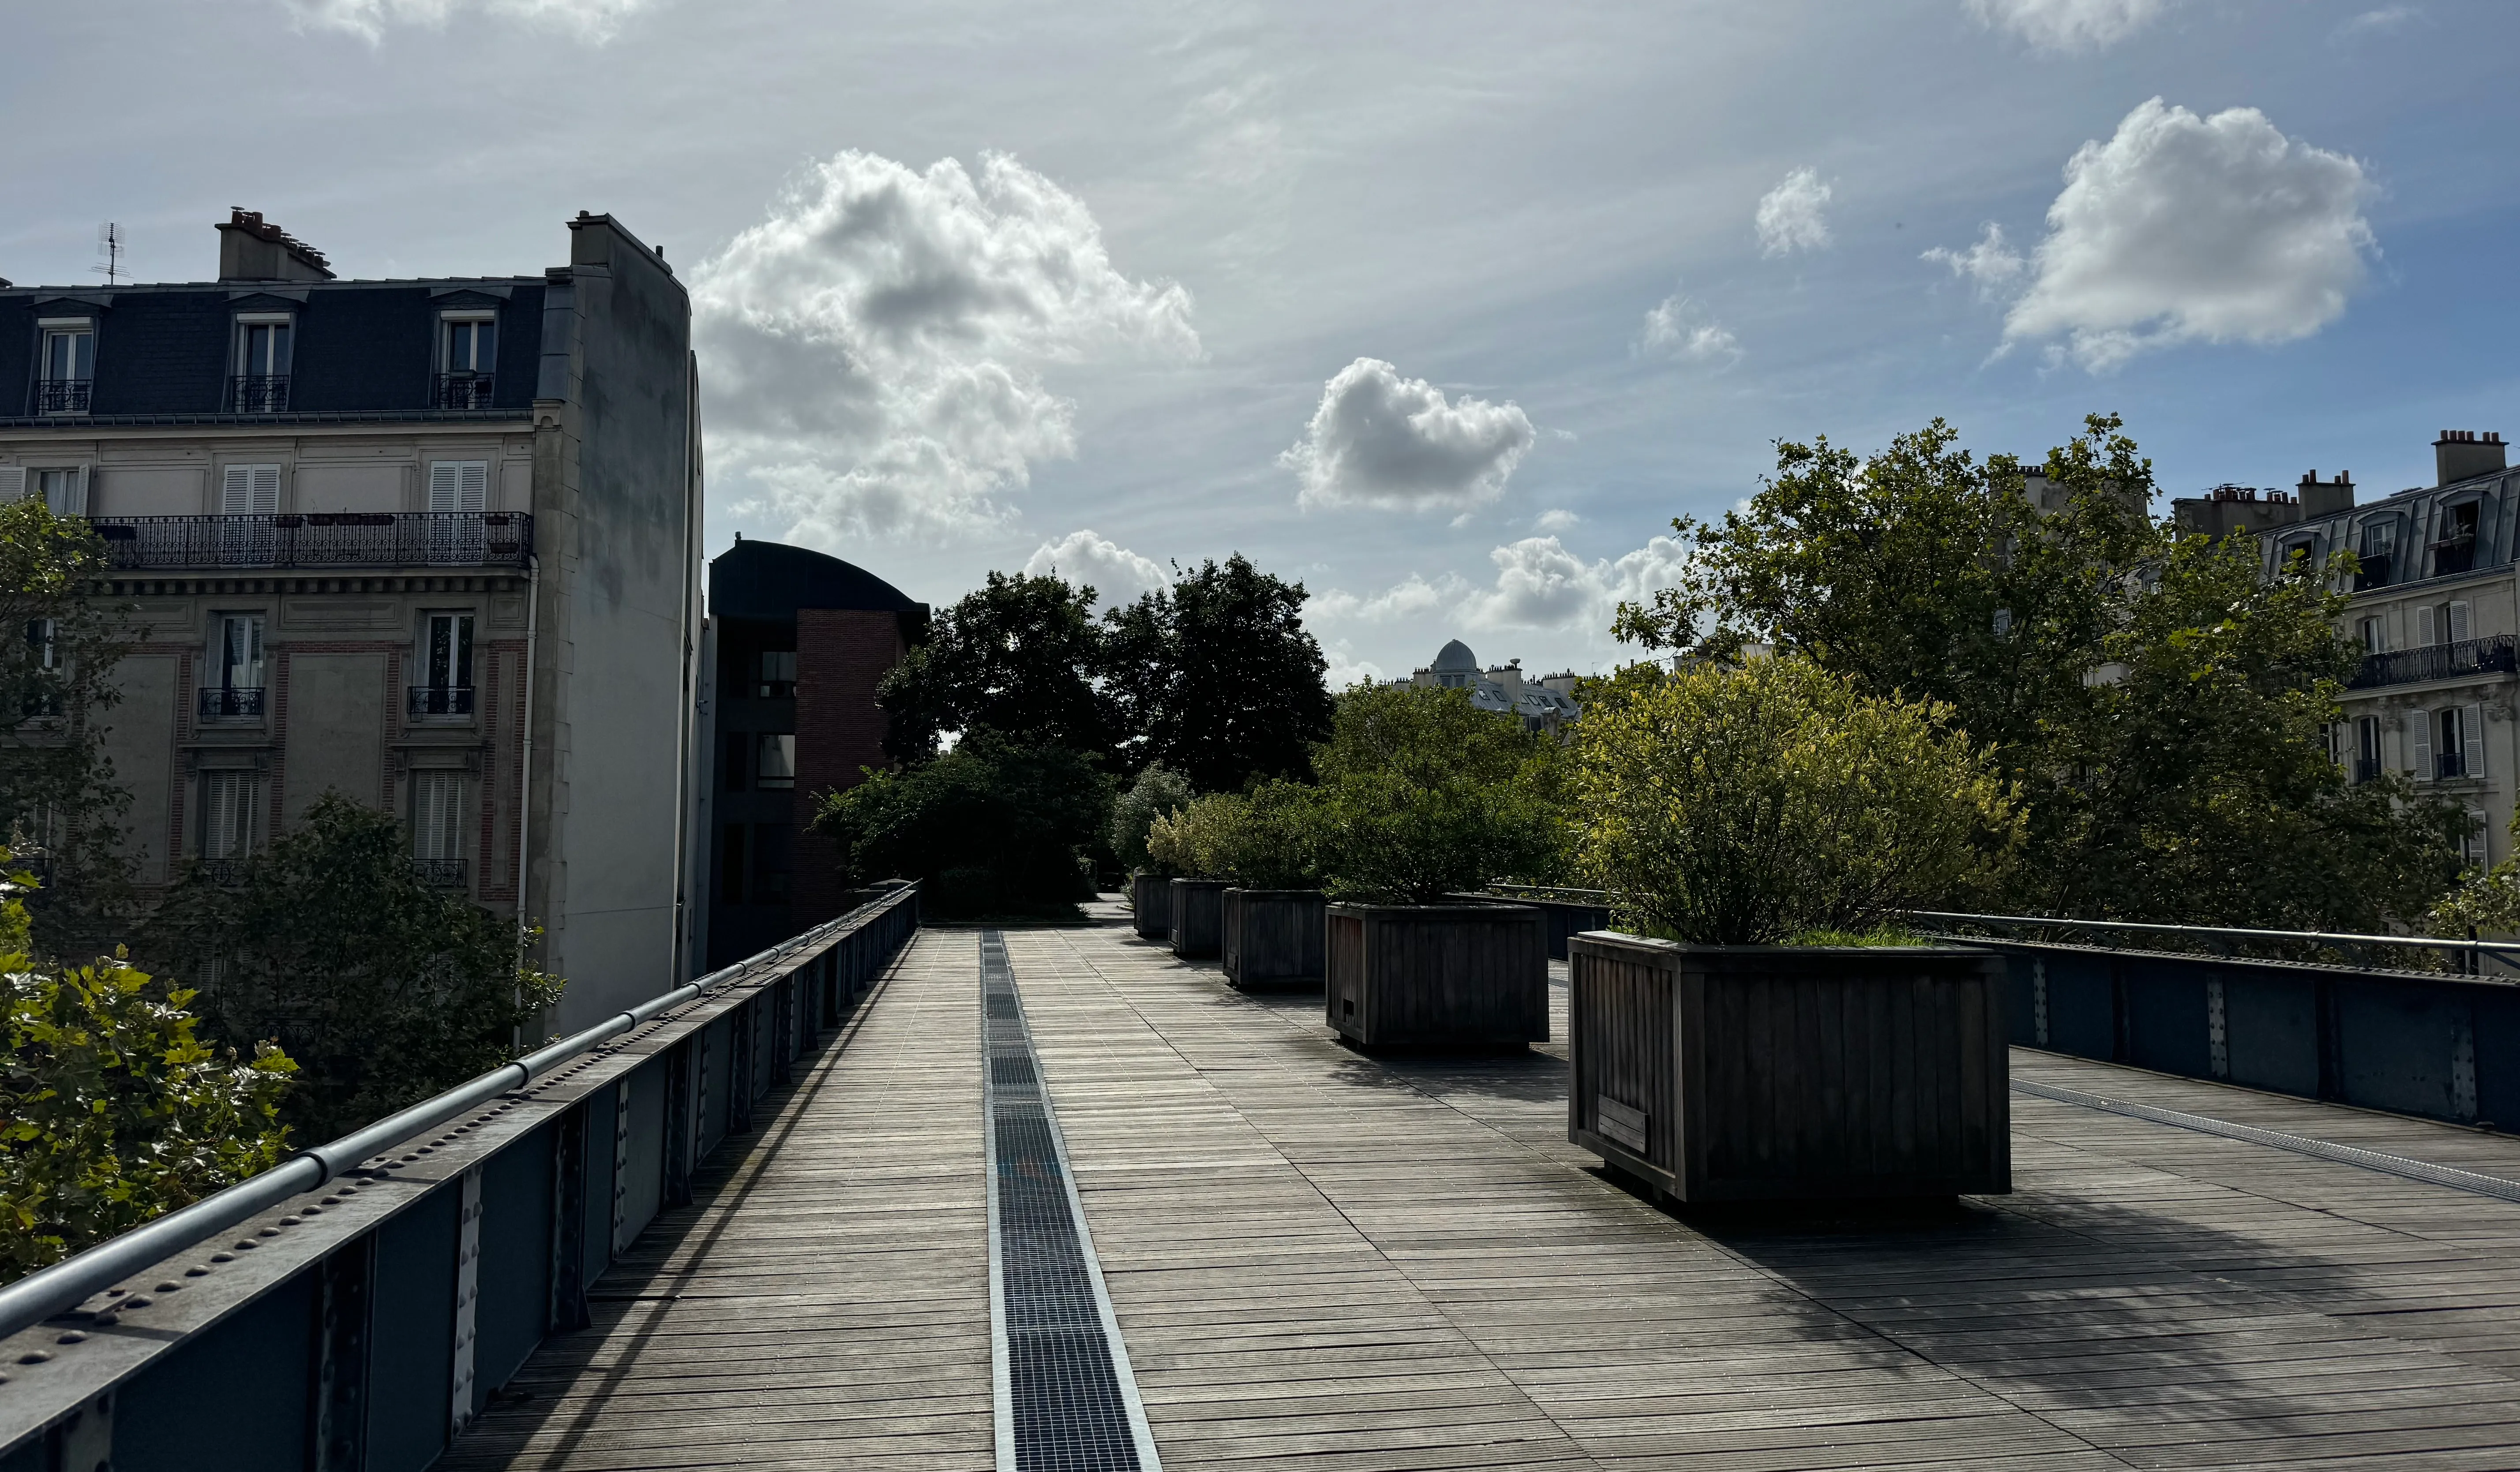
left=1129, top=872, right=1170, bottom=939
left=1169, top=879, right=1229, bottom=959
left=1326, top=903, right=1548, bottom=1048
left=1568, top=932, right=2009, bottom=1202
left=1222, top=889, right=1326, bottom=989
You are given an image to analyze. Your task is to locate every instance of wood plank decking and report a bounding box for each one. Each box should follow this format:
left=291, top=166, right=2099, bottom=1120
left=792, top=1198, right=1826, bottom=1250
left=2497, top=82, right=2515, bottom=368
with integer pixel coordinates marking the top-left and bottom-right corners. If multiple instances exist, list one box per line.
left=450, top=916, right=2520, bottom=1471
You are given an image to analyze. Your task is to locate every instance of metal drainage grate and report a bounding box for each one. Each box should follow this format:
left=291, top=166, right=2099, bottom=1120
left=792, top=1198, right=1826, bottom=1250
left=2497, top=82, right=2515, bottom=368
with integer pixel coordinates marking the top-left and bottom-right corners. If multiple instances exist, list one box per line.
left=982, top=932, right=1161, bottom=1472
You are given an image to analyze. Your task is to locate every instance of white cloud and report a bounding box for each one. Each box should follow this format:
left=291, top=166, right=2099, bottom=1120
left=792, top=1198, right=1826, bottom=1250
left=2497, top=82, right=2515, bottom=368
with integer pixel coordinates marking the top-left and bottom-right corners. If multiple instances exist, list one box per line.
left=1320, top=642, right=1386, bottom=690
left=1279, top=358, right=1537, bottom=512
left=1458, top=535, right=1691, bottom=634
left=283, top=0, right=651, bottom=41
left=1637, top=291, right=1743, bottom=363
left=1309, top=572, right=1468, bottom=624
left=1533, top=508, right=1581, bottom=533
left=1755, top=168, right=1833, bottom=257
left=2334, top=5, right=2423, bottom=41
left=694, top=150, right=1200, bottom=544
left=2000, top=99, right=2375, bottom=371
left=1921, top=222, right=2029, bottom=299
left=1964, top=0, right=2172, bottom=52
left=1022, top=529, right=1170, bottom=604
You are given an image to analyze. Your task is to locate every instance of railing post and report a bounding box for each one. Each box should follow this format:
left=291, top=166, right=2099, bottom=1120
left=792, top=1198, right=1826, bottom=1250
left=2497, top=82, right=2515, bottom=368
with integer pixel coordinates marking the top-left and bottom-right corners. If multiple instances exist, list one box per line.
left=549, top=1105, right=590, bottom=1333
left=450, top=1165, right=484, bottom=1439
left=312, top=1234, right=376, bottom=1472
left=729, top=998, right=755, bottom=1134
left=609, top=1081, right=632, bottom=1258
left=664, top=1040, right=694, bottom=1209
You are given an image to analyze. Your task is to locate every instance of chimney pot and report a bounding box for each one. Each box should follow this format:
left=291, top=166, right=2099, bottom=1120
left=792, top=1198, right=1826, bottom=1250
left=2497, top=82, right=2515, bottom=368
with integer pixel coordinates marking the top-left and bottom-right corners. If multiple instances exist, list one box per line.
left=2435, top=429, right=2509, bottom=487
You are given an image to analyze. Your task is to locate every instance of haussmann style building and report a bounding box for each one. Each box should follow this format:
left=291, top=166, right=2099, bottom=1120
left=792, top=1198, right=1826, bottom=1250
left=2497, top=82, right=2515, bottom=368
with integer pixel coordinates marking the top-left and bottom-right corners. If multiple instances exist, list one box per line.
left=0, top=207, right=704, bottom=1030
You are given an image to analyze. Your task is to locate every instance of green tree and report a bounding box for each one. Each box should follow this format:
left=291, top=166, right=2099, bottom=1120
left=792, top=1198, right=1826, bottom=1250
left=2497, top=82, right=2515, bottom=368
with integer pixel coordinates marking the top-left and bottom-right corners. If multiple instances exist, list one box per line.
left=812, top=735, right=1115, bottom=918
left=1296, top=685, right=1566, bottom=905
left=1102, top=555, right=1335, bottom=790
left=3, top=856, right=294, bottom=1281
left=138, top=794, right=563, bottom=1143
left=1146, top=781, right=1320, bottom=890
left=1110, top=764, right=1195, bottom=875
left=1617, top=414, right=2467, bottom=929
left=1572, top=658, right=2020, bottom=944
left=878, top=571, right=1113, bottom=763
left=0, top=497, right=139, bottom=958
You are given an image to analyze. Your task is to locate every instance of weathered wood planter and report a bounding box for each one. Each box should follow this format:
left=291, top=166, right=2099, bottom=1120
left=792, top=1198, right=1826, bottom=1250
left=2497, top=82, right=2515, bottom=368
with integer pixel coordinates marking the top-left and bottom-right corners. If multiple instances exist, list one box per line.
left=1326, top=902, right=1548, bottom=1048
left=1222, top=889, right=1326, bottom=989
left=1129, top=872, right=1170, bottom=939
left=1568, top=932, right=2009, bottom=1202
left=1169, top=879, right=1229, bottom=959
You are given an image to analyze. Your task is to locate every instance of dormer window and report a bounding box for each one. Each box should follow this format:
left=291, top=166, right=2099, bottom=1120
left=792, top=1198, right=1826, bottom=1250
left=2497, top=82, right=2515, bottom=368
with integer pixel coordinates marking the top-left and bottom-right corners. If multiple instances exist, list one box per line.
left=2355, top=518, right=2397, bottom=591
left=2434, top=498, right=2483, bottom=577
left=437, top=314, right=496, bottom=409
left=231, top=314, right=293, bottom=413
left=36, top=319, right=94, bottom=414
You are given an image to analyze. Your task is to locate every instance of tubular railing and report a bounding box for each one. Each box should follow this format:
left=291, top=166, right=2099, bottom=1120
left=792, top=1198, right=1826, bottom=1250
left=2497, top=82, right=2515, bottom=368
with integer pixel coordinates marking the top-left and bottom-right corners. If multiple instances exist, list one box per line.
left=0, top=882, right=918, bottom=1472
left=2349, top=634, right=2520, bottom=690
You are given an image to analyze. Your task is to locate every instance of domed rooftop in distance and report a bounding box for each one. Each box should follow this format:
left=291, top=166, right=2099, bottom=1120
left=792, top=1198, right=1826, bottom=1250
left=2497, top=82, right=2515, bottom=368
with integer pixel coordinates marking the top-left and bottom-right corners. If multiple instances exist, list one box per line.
left=1432, top=638, right=1478, bottom=672
left=708, top=537, right=922, bottom=622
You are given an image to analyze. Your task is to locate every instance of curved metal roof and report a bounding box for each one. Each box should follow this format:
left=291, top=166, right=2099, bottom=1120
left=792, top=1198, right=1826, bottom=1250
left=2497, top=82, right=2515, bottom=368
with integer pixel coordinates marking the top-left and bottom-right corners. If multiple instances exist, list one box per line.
left=708, top=537, right=922, bottom=621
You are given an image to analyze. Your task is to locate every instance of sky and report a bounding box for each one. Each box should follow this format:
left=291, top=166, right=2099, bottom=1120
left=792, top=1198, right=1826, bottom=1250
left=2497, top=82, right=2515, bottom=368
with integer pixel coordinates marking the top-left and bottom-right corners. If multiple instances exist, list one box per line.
left=7, top=0, right=2518, bottom=686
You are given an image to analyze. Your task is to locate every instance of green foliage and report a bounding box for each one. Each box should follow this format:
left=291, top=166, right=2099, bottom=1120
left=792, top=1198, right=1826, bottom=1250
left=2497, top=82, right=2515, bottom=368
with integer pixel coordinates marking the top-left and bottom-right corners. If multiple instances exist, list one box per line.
left=0, top=496, right=139, bottom=957
left=1783, top=926, right=1931, bottom=948
left=1295, top=685, right=1566, bottom=905
left=2, top=854, right=294, bottom=1281
left=1102, top=555, right=1335, bottom=791
left=813, top=735, right=1115, bottom=918
left=139, top=795, right=563, bottom=1144
left=878, top=571, right=1114, bottom=763
left=1572, top=658, right=2020, bottom=944
left=1110, top=764, right=1195, bottom=875
left=2430, top=811, right=2520, bottom=939
left=1145, top=782, right=1320, bottom=890
left=1617, top=413, right=2468, bottom=931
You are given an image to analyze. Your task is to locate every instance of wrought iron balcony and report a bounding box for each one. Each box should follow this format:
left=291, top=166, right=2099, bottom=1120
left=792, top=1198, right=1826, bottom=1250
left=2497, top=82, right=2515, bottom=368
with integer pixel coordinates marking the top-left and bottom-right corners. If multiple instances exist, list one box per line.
left=2433, top=537, right=2479, bottom=577
left=228, top=374, right=291, bottom=413
left=89, top=512, right=532, bottom=571
left=434, top=372, right=496, bottom=409
left=192, top=857, right=249, bottom=887
left=36, top=378, right=91, bottom=414
left=2348, top=635, right=2520, bottom=690
left=409, top=857, right=468, bottom=888
left=2352, top=757, right=2381, bottom=784
left=198, top=687, right=266, bottom=718
left=2440, top=750, right=2471, bottom=780
left=409, top=685, right=476, bottom=717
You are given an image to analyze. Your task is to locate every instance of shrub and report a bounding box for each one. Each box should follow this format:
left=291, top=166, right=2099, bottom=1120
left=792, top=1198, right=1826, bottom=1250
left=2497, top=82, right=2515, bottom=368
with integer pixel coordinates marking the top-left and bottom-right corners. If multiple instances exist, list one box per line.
left=1572, top=658, right=2019, bottom=944
left=814, top=735, right=1114, bottom=919
left=2, top=856, right=294, bottom=1282
left=1110, top=765, right=1195, bottom=875
left=1298, top=685, right=1568, bottom=905
left=1147, top=782, right=1320, bottom=890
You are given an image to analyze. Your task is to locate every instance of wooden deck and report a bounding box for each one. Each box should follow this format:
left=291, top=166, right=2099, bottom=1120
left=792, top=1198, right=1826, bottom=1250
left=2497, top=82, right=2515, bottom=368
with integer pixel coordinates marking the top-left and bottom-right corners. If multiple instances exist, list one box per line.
left=450, top=916, right=2520, bottom=1471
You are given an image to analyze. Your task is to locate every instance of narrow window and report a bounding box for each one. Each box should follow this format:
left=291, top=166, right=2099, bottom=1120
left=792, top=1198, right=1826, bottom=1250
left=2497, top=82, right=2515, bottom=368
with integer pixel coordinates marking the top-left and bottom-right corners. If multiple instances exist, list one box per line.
left=2437, top=707, right=2465, bottom=779
left=232, top=315, right=292, bottom=412
left=2355, top=716, right=2380, bottom=781
left=755, top=733, right=796, bottom=789
left=757, top=650, right=797, bottom=698
left=2357, top=519, right=2397, bottom=590
left=204, top=614, right=266, bottom=719
left=36, top=323, right=94, bottom=413
left=2448, top=600, right=2473, bottom=645
left=200, top=771, right=261, bottom=861
left=417, top=612, right=475, bottom=716
left=23, top=619, right=60, bottom=717
left=412, top=771, right=466, bottom=880
left=33, top=468, right=86, bottom=517
left=2359, top=616, right=2384, bottom=655
left=438, top=316, right=497, bottom=408
left=724, top=737, right=747, bottom=791
left=2466, top=805, right=2492, bottom=870
left=754, top=822, right=792, bottom=903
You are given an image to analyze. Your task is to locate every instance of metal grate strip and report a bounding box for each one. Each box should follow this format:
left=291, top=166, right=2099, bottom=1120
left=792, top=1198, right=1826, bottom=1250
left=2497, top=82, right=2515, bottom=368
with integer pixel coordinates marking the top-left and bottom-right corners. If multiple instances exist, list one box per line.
left=982, top=933, right=1162, bottom=1472
left=2013, top=1077, right=2520, bottom=1204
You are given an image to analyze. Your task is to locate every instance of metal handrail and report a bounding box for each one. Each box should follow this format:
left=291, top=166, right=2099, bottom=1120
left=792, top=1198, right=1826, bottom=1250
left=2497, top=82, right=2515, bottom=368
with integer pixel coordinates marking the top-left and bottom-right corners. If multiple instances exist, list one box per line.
left=0, top=884, right=914, bottom=1343
left=1908, top=909, right=2520, bottom=959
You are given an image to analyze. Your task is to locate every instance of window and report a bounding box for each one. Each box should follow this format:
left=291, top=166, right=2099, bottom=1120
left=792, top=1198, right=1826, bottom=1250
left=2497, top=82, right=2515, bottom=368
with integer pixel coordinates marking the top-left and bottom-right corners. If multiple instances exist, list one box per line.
left=36, top=322, right=93, bottom=414
left=723, top=737, right=747, bottom=792
left=414, top=612, right=475, bottom=717
left=202, top=615, right=266, bottom=719
left=28, top=619, right=56, bottom=671
left=2359, top=616, right=2385, bottom=655
left=220, top=464, right=281, bottom=515
left=412, top=771, right=467, bottom=869
left=23, top=620, right=59, bottom=717
left=200, top=771, right=261, bottom=861
left=2356, top=518, right=2397, bottom=590
left=2355, top=716, right=2381, bottom=783
left=438, top=315, right=497, bottom=409
left=231, top=315, right=292, bottom=412
left=2426, top=704, right=2486, bottom=781
left=720, top=822, right=747, bottom=904
left=757, top=650, right=797, bottom=698
left=425, top=462, right=489, bottom=564
left=755, top=733, right=796, bottom=789
left=2465, top=805, right=2491, bottom=871
left=752, top=822, right=792, bottom=903
left=33, top=468, right=86, bottom=516
left=2437, top=499, right=2483, bottom=576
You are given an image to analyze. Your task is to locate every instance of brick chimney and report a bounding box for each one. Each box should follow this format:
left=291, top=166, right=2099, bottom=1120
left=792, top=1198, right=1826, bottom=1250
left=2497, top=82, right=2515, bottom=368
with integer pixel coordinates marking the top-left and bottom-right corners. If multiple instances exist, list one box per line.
left=2434, top=430, right=2506, bottom=488
left=216, top=208, right=335, bottom=283
left=2297, top=469, right=2354, bottom=517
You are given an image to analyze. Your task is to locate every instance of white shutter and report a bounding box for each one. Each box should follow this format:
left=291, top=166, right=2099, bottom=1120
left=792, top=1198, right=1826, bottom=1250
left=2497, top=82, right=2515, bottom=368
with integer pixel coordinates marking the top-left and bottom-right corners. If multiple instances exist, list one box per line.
left=2419, top=605, right=2438, bottom=646
left=414, top=773, right=464, bottom=861
left=458, top=461, right=487, bottom=513
left=69, top=466, right=88, bottom=516
left=2468, top=806, right=2491, bottom=868
left=2464, top=703, right=2486, bottom=779
left=428, top=462, right=461, bottom=513
left=0, top=467, right=22, bottom=502
left=221, top=464, right=278, bottom=515
left=202, top=773, right=256, bottom=859
left=2411, top=713, right=2433, bottom=782
left=2450, top=601, right=2474, bottom=644
left=251, top=464, right=279, bottom=514
left=427, top=462, right=486, bottom=514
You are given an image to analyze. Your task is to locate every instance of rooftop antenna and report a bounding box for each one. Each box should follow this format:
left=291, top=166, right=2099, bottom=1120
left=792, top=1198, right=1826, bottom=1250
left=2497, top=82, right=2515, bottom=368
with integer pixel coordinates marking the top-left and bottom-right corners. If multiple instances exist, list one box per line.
left=91, top=223, right=124, bottom=285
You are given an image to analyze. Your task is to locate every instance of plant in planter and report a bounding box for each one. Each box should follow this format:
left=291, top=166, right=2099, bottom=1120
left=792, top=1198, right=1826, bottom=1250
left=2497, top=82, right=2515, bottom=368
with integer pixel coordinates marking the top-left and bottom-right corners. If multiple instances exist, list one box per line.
left=1111, top=764, right=1194, bottom=939
left=1146, top=793, right=1241, bottom=958
left=1199, top=781, right=1329, bottom=990
left=1566, top=656, right=2021, bottom=1202
left=1301, top=686, right=1567, bottom=1048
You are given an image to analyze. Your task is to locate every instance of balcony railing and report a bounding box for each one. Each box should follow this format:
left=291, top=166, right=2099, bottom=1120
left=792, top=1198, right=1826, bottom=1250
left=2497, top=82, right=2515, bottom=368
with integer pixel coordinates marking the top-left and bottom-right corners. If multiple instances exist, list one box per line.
left=2349, top=635, right=2520, bottom=690
left=90, top=512, right=532, bottom=571
left=2353, top=757, right=2381, bottom=784
left=228, top=374, right=291, bottom=413
left=409, top=857, right=468, bottom=888
left=434, top=372, right=496, bottom=409
left=409, top=684, right=476, bottom=717
left=2433, top=537, right=2478, bottom=578
left=36, top=378, right=91, bottom=414
left=198, top=687, right=266, bottom=718
left=2439, top=750, right=2470, bottom=780
left=192, top=857, right=248, bottom=887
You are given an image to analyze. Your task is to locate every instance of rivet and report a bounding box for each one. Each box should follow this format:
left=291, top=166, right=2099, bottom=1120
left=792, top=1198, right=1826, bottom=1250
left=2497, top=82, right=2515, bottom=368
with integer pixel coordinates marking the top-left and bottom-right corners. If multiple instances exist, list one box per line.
left=155, top=1281, right=180, bottom=1292
left=257, top=1228, right=280, bottom=1238
left=56, top=1332, right=85, bottom=1344
left=16, top=1352, right=49, bottom=1365
left=301, top=1206, right=324, bottom=1216
left=186, top=1267, right=210, bottom=1277
left=236, top=1240, right=259, bottom=1250
left=210, top=1253, right=234, bottom=1263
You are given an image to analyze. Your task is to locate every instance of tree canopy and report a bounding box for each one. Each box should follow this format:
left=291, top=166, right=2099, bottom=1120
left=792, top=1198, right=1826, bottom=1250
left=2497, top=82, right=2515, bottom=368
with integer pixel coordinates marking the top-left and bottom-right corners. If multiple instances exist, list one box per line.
left=811, top=735, right=1114, bottom=918
left=1102, top=554, right=1334, bottom=792
left=878, top=571, right=1114, bottom=763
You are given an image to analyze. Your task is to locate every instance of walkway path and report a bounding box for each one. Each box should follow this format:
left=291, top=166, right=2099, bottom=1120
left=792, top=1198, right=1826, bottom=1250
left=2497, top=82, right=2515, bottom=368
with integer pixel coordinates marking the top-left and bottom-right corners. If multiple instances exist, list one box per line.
left=451, top=917, right=2520, bottom=1471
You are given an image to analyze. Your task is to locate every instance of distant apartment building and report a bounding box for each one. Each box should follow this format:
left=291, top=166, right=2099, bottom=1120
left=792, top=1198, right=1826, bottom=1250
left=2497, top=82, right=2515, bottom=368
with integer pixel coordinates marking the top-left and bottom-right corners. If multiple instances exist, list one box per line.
left=1403, top=639, right=1582, bottom=727
left=0, top=208, right=703, bottom=1030
left=2175, top=431, right=2518, bottom=868
left=691, top=537, right=925, bottom=970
